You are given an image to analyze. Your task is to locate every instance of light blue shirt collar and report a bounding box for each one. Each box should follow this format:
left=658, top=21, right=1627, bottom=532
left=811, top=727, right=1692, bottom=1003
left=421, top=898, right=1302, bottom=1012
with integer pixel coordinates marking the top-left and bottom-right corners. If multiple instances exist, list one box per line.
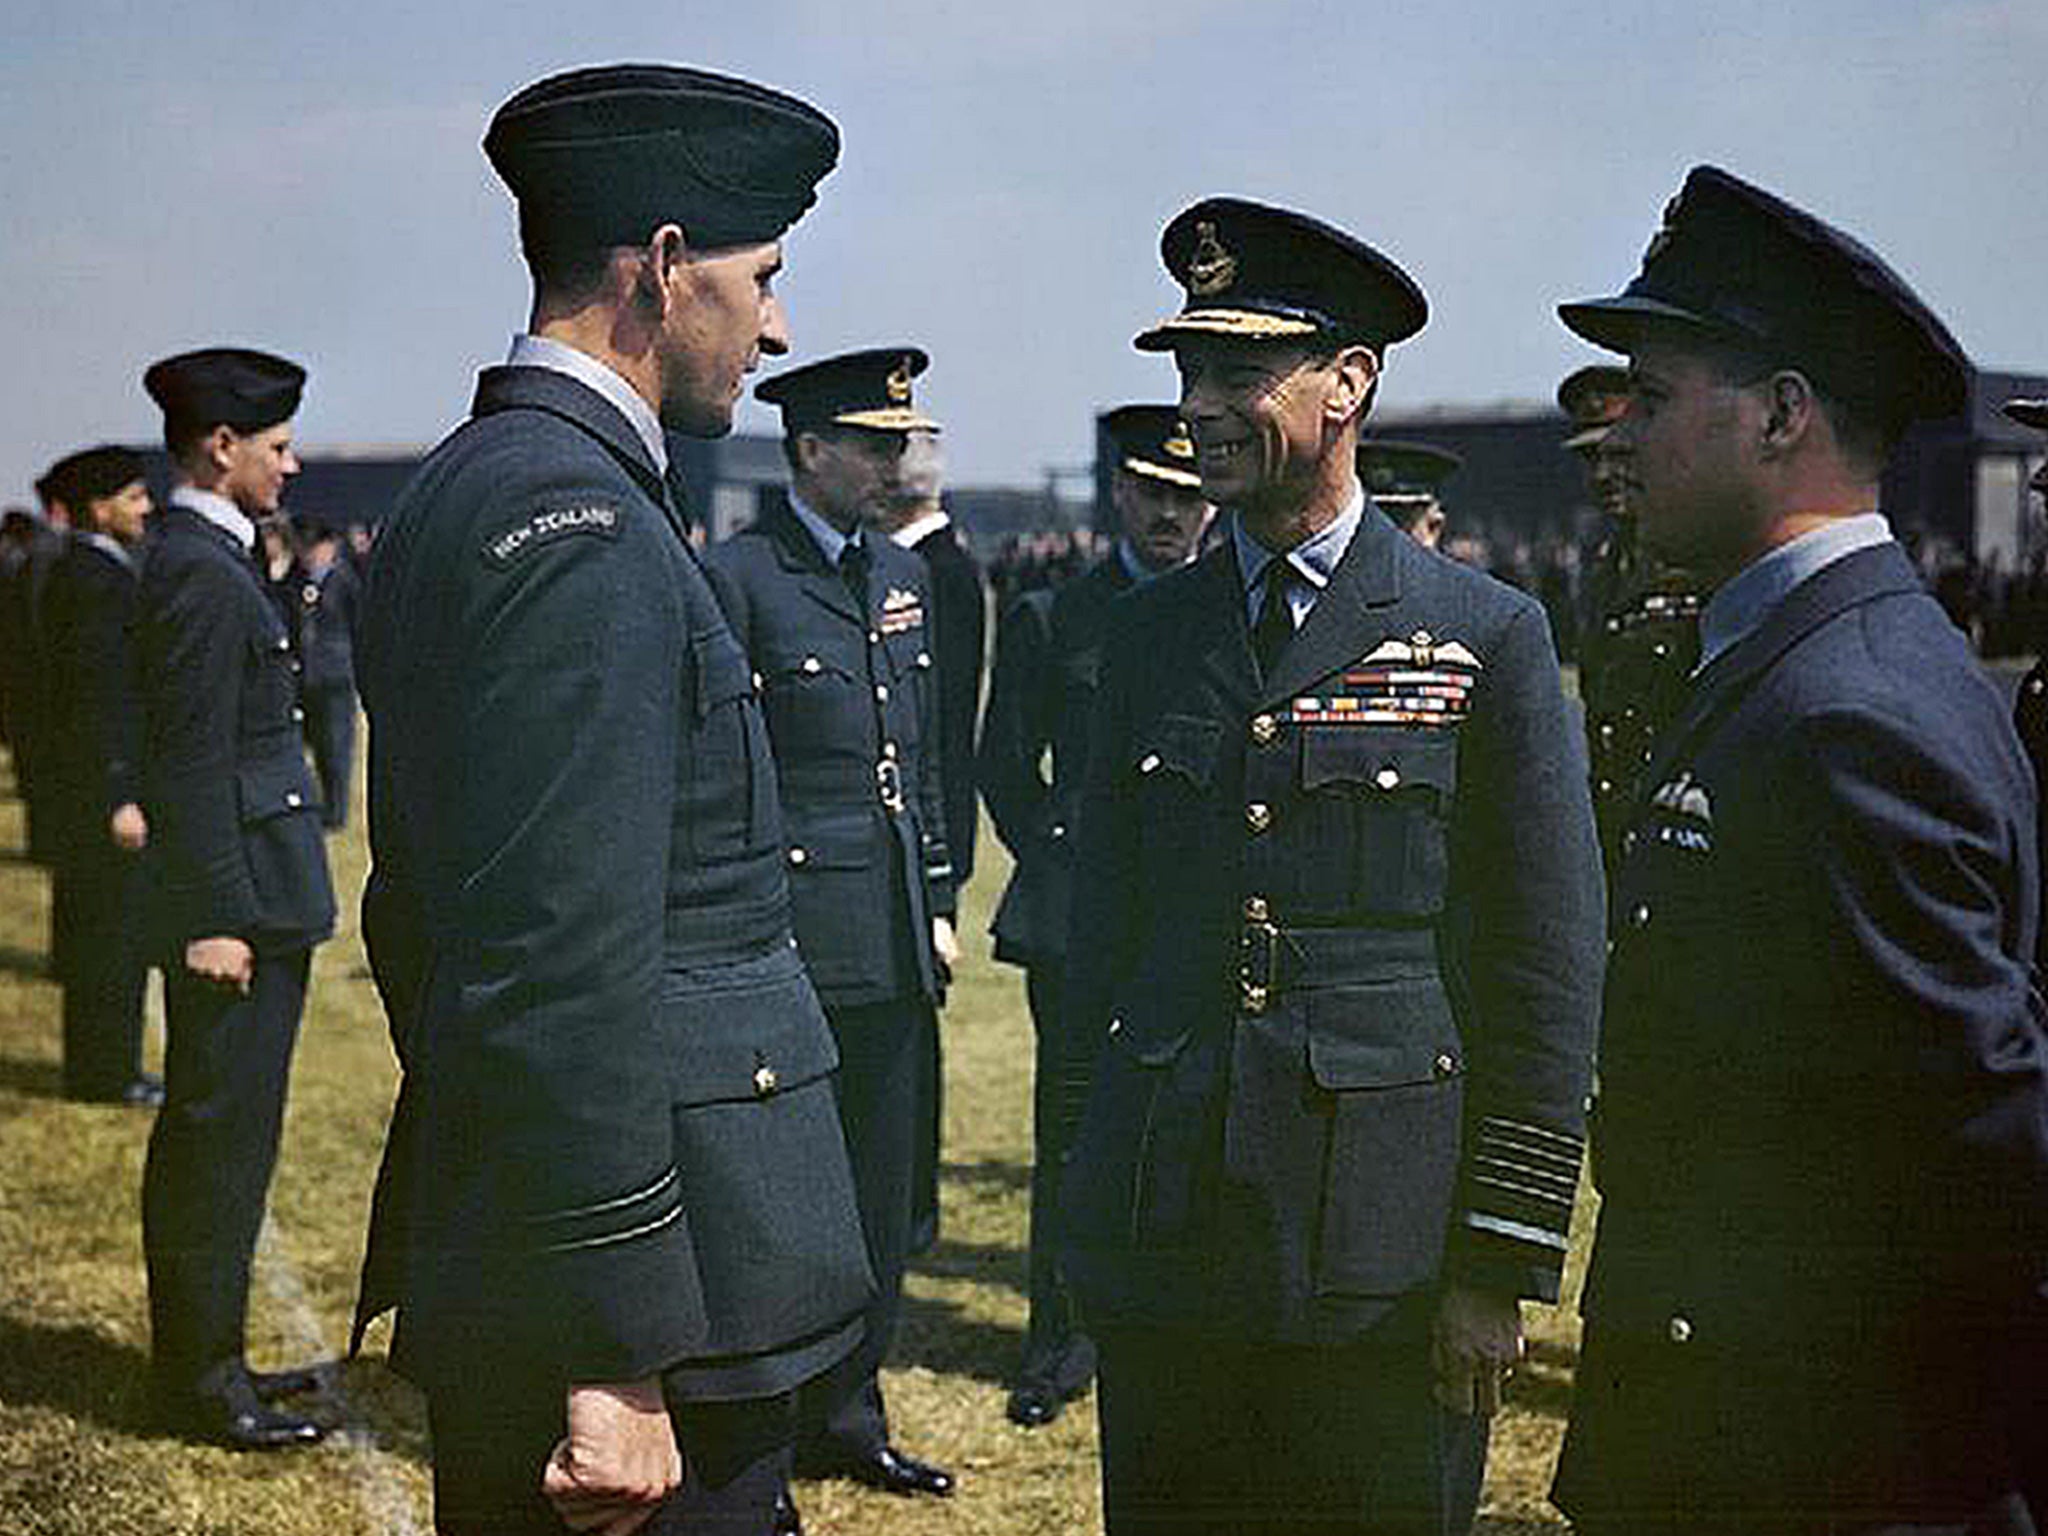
left=787, top=489, right=863, bottom=568
left=169, top=484, right=255, bottom=553
left=1697, top=511, right=1893, bottom=672
left=506, top=333, right=668, bottom=475
left=81, top=530, right=136, bottom=571
left=1232, top=485, right=1366, bottom=628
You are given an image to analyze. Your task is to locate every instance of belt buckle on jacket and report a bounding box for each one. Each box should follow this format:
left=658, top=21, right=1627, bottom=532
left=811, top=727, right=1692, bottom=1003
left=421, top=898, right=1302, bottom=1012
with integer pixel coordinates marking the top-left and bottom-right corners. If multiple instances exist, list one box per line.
left=876, top=758, right=906, bottom=813
left=1240, top=916, right=1280, bottom=1014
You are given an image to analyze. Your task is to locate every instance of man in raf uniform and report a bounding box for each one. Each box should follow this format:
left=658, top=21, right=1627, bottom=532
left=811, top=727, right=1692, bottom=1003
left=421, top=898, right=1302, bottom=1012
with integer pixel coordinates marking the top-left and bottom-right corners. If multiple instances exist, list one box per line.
left=978, top=403, right=1211, bottom=1429
left=1358, top=439, right=1459, bottom=550
left=705, top=348, right=958, bottom=1506
left=1058, top=199, right=1605, bottom=1535
left=1562, top=362, right=1704, bottom=874
left=2009, top=395, right=2048, bottom=933
left=289, top=515, right=359, bottom=830
left=350, top=66, right=873, bottom=1535
left=134, top=348, right=336, bottom=1448
left=1550, top=166, right=2048, bottom=1536
left=39, top=446, right=159, bottom=1106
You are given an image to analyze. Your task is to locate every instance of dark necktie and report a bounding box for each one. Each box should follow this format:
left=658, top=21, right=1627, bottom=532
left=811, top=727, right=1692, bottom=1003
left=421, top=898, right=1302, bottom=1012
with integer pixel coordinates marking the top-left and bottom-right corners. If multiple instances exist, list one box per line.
left=839, top=538, right=871, bottom=612
left=1251, top=560, right=1297, bottom=680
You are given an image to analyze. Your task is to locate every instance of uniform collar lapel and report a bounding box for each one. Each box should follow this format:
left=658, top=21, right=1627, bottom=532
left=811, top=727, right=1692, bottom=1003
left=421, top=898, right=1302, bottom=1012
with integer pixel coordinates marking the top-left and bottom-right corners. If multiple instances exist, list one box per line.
left=1191, top=541, right=1259, bottom=709
left=1258, top=504, right=1404, bottom=706
left=761, top=491, right=863, bottom=625
left=472, top=365, right=674, bottom=519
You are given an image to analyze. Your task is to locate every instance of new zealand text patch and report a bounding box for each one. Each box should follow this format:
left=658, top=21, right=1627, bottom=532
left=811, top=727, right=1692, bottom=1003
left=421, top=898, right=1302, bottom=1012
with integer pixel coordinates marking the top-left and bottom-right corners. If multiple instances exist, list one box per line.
left=482, top=503, right=622, bottom=566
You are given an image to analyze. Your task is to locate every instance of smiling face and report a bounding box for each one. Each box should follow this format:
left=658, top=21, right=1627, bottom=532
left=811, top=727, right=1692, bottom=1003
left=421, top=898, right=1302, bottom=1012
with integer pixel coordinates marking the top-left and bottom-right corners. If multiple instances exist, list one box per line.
left=658, top=238, right=790, bottom=438
left=219, top=421, right=300, bottom=517
left=1170, top=337, right=1367, bottom=517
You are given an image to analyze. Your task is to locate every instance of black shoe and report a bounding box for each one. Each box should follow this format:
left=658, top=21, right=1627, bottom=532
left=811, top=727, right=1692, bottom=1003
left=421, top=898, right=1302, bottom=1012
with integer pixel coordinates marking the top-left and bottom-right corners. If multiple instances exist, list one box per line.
left=843, top=1446, right=954, bottom=1497
left=1005, top=1382, right=1061, bottom=1428
left=771, top=1489, right=803, bottom=1536
left=164, top=1391, right=325, bottom=1450
left=120, top=1075, right=166, bottom=1108
left=249, top=1364, right=327, bottom=1401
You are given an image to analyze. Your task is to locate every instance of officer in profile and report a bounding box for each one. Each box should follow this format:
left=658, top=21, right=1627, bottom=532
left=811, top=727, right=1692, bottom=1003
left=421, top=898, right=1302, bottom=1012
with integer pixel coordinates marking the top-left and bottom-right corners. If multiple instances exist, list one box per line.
left=350, top=65, right=872, bottom=1534
left=38, top=445, right=158, bottom=1106
left=1551, top=166, right=2048, bottom=1536
left=705, top=347, right=958, bottom=1506
left=1057, top=198, right=1605, bottom=1534
left=978, top=403, right=1211, bottom=1428
left=1358, top=438, right=1459, bottom=550
left=135, top=348, right=336, bottom=1449
left=1561, top=362, right=1704, bottom=873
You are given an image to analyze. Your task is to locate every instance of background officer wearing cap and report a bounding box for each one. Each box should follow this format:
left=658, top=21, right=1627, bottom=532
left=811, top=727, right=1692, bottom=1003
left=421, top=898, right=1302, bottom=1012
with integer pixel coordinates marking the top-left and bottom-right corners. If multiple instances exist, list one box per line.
left=351, top=64, right=872, bottom=1536
left=1059, top=198, right=1604, bottom=1535
left=1550, top=166, right=2048, bottom=1536
left=1560, top=363, right=1704, bottom=875
left=286, top=514, right=359, bottom=830
left=706, top=346, right=958, bottom=1503
left=38, top=446, right=159, bottom=1106
left=978, top=403, right=1212, bottom=1430
left=1358, top=438, right=1459, bottom=550
left=134, top=347, right=337, bottom=1449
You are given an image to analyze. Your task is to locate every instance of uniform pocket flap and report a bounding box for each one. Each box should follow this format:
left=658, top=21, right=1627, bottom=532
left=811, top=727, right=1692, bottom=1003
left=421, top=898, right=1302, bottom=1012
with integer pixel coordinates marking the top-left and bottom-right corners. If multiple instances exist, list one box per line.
left=691, top=632, right=756, bottom=718
left=662, top=967, right=841, bottom=1107
left=784, top=809, right=877, bottom=871
left=1132, top=712, right=1222, bottom=788
left=1301, top=728, right=1458, bottom=798
left=1306, top=977, right=1461, bottom=1090
left=235, top=755, right=318, bottom=824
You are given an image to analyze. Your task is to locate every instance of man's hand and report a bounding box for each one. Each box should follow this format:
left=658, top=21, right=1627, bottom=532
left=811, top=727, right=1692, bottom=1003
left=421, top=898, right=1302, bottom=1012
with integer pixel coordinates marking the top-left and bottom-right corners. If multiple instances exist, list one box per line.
left=542, top=1379, right=682, bottom=1535
left=109, top=802, right=148, bottom=852
left=1431, top=1284, right=1524, bottom=1418
left=184, top=935, right=254, bottom=994
left=932, top=915, right=961, bottom=972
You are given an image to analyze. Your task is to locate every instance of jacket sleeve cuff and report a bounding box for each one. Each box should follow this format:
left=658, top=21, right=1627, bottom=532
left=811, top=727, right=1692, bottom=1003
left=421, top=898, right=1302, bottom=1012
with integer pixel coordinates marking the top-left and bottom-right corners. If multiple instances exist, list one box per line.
left=1449, top=1114, right=1583, bottom=1302
left=527, top=1167, right=708, bottom=1380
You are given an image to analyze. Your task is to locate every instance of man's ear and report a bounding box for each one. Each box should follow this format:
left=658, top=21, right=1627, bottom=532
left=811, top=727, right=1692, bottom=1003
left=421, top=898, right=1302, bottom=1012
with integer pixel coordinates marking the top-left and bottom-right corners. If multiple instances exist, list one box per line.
left=1760, top=369, right=1818, bottom=456
left=793, top=430, right=824, bottom=476
left=205, top=424, right=239, bottom=478
left=638, top=223, right=690, bottom=312
left=1327, top=344, right=1380, bottom=425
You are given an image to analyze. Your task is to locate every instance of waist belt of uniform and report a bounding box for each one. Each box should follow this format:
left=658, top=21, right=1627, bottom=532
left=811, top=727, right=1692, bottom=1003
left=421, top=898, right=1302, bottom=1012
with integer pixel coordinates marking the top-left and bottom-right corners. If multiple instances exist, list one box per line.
left=1238, top=919, right=1438, bottom=1014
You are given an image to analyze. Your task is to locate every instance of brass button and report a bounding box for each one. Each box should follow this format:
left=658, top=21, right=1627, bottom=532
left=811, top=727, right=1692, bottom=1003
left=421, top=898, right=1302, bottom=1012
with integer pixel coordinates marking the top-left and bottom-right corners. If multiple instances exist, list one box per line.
left=1668, top=1315, right=1693, bottom=1345
left=1435, top=1053, right=1457, bottom=1077
left=2031, top=677, right=2046, bottom=696
left=868, top=629, right=881, bottom=645
left=917, top=651, right=932, bottom=668
left=801, top=655, right=822, bottom=674
left=1050, top=822, right=1067, bottom=840
left=285, top=791, right=303, bottom=809
left=1107, top=1016, right=1123, bottom=1037
left=1245, top=802, right=1272, bottom=833
left=752, top=1064, right=779, bottom=1098
left=882, top=741, right=898, bottom=761
left=1242, top=984, right=1269, bottom=1015
left=1605, top=616, right=1622, bottom=635
left=1250, top=713, right=1278, bottom=746
left=1139, top=752, right=1162, bottom=774
left=1621, top=829, right=1638, bottom=855
left=875, top=683, right=890, bottom=703
left=1652, top=642, right=1671, bottom=659
left=751, top=670, right=763, bottom=691
left=291, top=707, right=305, bottom=723
left=1597, top=777, right=1615, bottom=796
left=1243, top=895, right=1268, bottom=922
left=274, top=635, right=290, bottom=652
left=1374, top=766, right=1401, bottom=790
left=1629, top=901, right=1652, bottom=928
left=788, top=846, right=808, bottom=866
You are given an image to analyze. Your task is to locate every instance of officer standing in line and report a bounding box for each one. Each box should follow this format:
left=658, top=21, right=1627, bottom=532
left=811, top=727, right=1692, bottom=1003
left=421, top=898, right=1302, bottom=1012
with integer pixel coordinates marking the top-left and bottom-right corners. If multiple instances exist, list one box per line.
left=350, top=65, right=874, bottom=1535
left=1561, top=363, right=1704, bottom=874
left=706, top=348, right=959, bottom=1506
left=1057, top=199, right=1605, bottom=1535
left=1358, top=439, right=1459, bottom=550
left=13, top=472, right=73, bottom=871
left=1549, top=166, right=2048, bottom=1536
left=38, top=445, right=160, bottom=1106
left=289, top=515, right=359, bottom=830
left=134, top=348, right=336, bottom=1449
left=978, top=403, right=1211, bottom=1428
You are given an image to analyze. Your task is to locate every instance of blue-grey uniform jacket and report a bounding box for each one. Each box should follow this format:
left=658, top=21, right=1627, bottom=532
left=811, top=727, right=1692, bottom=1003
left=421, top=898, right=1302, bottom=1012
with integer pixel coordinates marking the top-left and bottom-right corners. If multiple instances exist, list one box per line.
left=294, top=556, right=358, bottom=691
left=41, top=535, right=144, bottom=860
left=1058, top=508, right=1605, bottom=1341
left=133, top=508, right=335, bottom=958
left=979, top=553, right=1134, bottom=968
left=705, top=493, right=954, bottom=1009
left=350, top=367, right=870, bottom=1398
left=1555, top=539, right=2048, bottom=1523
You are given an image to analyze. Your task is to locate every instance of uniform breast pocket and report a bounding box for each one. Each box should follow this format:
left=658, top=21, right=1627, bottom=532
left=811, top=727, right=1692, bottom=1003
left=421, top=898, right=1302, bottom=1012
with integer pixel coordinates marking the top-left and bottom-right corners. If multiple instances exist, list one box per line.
left=1305, top=971, right=1464, bottom=1298
left=762, top=648, right=864, bottom=760
left=1297, top=728, right=1458, bottom=917
left=684, top=630, right=777, bottom=862
left=242, top=623, right=298, bottom=731
left=1131, top=713, right=1221, bottom=861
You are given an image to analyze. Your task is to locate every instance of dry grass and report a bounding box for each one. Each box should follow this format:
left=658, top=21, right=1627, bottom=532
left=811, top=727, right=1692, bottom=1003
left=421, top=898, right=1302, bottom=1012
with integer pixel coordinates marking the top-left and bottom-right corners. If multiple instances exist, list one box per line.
left=0, top=741, right=1584, bottom=1534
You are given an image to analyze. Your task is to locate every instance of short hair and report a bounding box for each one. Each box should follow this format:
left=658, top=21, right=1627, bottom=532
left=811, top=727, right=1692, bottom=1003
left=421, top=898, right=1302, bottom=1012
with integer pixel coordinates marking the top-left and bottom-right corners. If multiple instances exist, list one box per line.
left=1692, top=336, right=1894, bottom=473
left=519, top=213, right=627, bottom=306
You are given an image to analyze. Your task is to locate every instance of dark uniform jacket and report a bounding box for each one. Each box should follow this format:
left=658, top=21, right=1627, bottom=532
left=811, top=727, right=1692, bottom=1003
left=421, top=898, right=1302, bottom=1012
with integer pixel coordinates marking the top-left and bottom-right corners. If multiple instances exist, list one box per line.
left=295, top=556, right=358, bottom=691
left=1555, top=540, right=2048, bottom=1524
left=5, top=524, right=68, bottom=862
left=40, top=535, right=144, bottom=860
left=133, top=508, right=335, bottom=958
left=980, top=553, right=1134, bottom=967
left=351, top=367, right=870, bottom=1397
left=2015, top=658, right=2048, bottom=972
left=905, top=520, right=985, bottom=891
left=705, top=494, right=954, bottom=1010
left=1059, top=508, right=1605, bottom=1342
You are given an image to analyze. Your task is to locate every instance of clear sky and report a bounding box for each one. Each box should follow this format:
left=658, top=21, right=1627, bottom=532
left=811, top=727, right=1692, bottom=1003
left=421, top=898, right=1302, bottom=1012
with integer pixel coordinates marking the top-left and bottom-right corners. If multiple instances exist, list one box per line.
left=2, top=0, right=2041, bottom=495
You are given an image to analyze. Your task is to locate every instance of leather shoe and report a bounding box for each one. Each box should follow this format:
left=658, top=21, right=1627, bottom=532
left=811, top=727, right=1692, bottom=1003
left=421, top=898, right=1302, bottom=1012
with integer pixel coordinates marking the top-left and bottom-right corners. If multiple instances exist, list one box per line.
left=120, top=1075, right=166, bottom=1108
left=249, top=1364, right=326, bottom=1401
left=1005, top=1382, right=1061, bottom=1428
left=771, top=1488, right=803, bottom=1536
left=844, top=1446, right=954, bottom=1497
left=167, top=1393, right=325, bottom=1450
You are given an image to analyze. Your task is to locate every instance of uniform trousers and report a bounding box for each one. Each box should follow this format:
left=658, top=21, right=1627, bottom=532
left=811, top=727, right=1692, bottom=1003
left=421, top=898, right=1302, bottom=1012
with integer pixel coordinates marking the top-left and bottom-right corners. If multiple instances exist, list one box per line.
left=55, top=841, right=148, bottom=1098
left=795, top=995, right=930, bottom=1468
left=1017, top=964, right=1095, bottom=1397
left=142, top=948, right=309, bottom=1403
left=1094, top=1315, right=1489, bottom=1536
left=301, top=683, right=355, bottom=830
left=429, top=1376, right=794, bottom=1536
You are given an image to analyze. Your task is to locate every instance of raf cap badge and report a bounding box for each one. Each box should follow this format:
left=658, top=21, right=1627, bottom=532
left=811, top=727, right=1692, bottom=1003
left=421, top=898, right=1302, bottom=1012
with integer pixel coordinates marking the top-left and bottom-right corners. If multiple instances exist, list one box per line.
left=886, top=359, right=914, bottom=405
left=1186, top=220, right=1239, bottom=297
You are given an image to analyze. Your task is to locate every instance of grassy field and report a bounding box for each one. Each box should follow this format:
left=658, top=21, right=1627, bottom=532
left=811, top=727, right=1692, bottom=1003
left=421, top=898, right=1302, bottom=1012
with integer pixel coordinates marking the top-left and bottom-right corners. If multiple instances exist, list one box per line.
left=0, top=740, right=1586, bottom=1535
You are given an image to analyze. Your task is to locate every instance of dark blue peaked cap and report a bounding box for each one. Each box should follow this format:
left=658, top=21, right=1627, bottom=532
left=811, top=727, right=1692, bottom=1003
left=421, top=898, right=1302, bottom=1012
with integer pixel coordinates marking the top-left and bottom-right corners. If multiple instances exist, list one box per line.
left=485, top=64, right=840, bottom=252
left=143, top=348, right=305, bottom=434
left=1560, top=165, right=1969, bottom=430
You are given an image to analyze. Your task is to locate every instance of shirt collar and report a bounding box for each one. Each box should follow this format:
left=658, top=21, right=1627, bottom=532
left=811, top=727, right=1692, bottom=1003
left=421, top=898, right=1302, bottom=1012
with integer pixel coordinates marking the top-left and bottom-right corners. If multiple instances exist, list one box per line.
left=787, top=489, right=861, bottom=567
left=1697, top=511, right=1893, bottom=672
left=1232, top=485, right=1366, bottom=624
left=169, top=484, right=256, bottom=553
left=81, top=530, right=136, bottom=571
left=889, top=507, right=950, bottom=550
left=506, top=333, right=668, bottom=475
